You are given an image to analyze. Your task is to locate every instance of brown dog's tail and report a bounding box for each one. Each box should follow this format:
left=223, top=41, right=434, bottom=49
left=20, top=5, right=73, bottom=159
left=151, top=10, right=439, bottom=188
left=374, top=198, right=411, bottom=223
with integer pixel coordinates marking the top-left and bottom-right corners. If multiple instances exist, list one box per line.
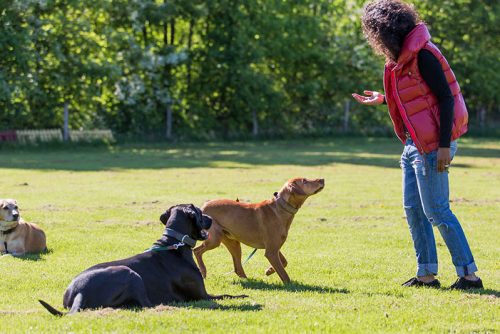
left=209, top=294, right=248, bottom=300
left=38, top=299, right=64, bottom=316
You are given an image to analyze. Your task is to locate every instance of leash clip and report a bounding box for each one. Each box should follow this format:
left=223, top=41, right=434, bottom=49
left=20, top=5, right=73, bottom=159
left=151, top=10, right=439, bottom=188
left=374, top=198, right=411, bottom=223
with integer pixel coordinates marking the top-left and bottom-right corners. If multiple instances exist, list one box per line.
left=172, top=242, right=185, bottom=250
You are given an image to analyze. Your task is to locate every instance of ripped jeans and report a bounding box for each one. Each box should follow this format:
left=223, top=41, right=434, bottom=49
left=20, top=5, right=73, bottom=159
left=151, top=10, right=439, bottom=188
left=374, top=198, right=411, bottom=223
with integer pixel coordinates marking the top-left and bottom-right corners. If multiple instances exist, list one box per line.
left=401, top=139, right=477, bottom=277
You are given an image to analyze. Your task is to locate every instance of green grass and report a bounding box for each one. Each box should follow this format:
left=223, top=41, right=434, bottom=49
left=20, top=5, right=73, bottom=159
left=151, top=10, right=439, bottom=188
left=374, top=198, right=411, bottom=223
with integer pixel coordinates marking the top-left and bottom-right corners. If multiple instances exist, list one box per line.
left=0, top=137, right=498, bottom=333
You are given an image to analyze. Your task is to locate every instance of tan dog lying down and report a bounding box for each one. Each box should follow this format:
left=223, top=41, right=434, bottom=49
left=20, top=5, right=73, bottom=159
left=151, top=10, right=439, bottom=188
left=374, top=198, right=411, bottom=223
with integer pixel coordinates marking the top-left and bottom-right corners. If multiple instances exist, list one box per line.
left=0, top=199, right=46, bottom=256
left=194, top=178, right=325, bottom=283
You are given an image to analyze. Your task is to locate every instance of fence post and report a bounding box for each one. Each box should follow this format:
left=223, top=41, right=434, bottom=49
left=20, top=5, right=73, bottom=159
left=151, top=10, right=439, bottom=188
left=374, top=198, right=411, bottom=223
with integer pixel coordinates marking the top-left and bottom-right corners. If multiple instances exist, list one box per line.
left=166, top=100, right=172, bottom=140
left=252, top=108, right=259, bottom=138
left=343, top=99, right=351, bottom=133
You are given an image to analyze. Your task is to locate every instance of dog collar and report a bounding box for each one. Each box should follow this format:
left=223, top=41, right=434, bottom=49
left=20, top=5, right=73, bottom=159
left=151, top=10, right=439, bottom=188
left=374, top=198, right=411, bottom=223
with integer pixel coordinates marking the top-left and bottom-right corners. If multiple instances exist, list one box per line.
left=163, top=228, right=197, bottom=248
left=0, top=223, right=18, bottom=236
left=145, top=242, right=185, bottom=253
left=273, top=193, right=299, bottom=215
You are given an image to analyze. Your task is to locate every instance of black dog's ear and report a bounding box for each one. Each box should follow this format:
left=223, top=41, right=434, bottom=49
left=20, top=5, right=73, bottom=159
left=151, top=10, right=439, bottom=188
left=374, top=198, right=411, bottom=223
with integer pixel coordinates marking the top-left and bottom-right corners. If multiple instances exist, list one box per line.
left=201, top=214, right=213, bottom=230
left=160, top=208, right=172, bottom=225
left=186, top=204, right=203, bottom=225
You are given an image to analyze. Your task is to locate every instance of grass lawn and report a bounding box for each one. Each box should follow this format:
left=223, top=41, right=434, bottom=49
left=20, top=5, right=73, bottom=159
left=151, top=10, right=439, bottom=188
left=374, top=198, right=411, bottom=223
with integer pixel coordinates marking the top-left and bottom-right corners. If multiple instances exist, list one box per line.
left=0, top=137, right=498, bottom=333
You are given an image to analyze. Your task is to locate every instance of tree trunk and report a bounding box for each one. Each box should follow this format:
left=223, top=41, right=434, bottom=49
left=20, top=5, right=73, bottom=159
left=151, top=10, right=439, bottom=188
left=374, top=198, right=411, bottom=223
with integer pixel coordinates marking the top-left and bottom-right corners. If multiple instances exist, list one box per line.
left=477, top=106, right=486, bottom=128
left=142, top=22, right=148, bottom=48
left=186, top=18, right=194, bottom=91
left=252, top=108, right=259, bottom=137
left=63, top=100, right=69, bottom=141
left=163, top=10, right=173, bottom=140
left=170, top=19, right=175, bottom=45
left=166, top=103, right=172, bottom=140
left=343, top=100, right=350, bottom=133
left=163, top=19, right=168, bottom=45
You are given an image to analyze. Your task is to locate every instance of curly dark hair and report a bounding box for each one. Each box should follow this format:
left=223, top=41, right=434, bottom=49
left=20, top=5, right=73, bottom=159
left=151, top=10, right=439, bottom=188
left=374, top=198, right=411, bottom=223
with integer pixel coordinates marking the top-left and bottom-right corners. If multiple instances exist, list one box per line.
left=362, top=0, right=421, bottom=62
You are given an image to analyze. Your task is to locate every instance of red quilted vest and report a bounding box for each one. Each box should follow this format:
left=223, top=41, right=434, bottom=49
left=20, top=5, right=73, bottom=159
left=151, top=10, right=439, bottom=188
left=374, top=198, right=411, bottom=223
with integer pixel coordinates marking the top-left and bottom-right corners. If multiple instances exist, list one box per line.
left=383, top=24, right=468, bottom=153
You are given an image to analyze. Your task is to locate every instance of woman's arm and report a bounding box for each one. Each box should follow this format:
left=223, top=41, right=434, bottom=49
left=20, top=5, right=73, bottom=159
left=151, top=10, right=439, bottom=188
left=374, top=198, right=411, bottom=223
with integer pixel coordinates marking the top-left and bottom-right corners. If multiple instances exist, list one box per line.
left=417, top=49, right=455, bottom=172
left=417, top=49, right=454, bottom=148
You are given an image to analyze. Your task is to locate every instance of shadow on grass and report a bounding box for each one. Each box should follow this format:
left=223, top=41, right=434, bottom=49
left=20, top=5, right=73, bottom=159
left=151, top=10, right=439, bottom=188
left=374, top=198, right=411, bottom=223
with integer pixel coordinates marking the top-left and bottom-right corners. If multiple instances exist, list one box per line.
left=1, top=248, right=52, bottom=261
left=123, top=299, right=262, bottom=313
left=0, top=138, right=497, bottom=171
left=173, top=299, right=263, bottom=312
left=236, top=278, right=349, bottom=294
left=461, top=289, right=500, bottom=298
left=38, top=298, right=262, bottom=316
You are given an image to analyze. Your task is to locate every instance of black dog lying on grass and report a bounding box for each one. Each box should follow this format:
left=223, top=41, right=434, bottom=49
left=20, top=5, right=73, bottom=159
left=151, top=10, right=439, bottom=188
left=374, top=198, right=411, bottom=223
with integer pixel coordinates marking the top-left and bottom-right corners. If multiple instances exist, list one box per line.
left=39, top=204, right=247, bottom=315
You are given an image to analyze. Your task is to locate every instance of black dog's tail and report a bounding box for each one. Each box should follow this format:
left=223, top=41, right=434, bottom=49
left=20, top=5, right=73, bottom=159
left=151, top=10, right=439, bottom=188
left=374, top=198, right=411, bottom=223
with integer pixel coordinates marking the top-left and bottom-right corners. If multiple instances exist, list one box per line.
left=209, top=294, right=248, bottom=300
left=40, top=293, right=83, bottom=316
left=38, top=299, right=64, bottom=316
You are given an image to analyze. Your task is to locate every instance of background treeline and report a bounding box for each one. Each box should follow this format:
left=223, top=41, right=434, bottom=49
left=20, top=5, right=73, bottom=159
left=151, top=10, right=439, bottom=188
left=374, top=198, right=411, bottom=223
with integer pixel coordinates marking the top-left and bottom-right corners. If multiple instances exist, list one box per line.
left=1, top=0, right=499, bottom=139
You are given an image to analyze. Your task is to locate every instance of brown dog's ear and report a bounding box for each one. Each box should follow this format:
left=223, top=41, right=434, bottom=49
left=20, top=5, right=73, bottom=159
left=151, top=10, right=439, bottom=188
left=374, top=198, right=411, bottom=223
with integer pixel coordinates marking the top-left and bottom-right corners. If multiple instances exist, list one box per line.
left=159, top=208, right=172, bottom=225
left=287, top=181, right=306, bottom=196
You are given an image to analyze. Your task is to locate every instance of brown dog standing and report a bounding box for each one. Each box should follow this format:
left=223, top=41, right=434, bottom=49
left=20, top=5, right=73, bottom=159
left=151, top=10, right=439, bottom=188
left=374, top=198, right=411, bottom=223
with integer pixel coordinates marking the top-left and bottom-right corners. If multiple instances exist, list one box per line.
left=194, top=178, right=325, bottom=283
left=0, top=199, right=46, bottom=256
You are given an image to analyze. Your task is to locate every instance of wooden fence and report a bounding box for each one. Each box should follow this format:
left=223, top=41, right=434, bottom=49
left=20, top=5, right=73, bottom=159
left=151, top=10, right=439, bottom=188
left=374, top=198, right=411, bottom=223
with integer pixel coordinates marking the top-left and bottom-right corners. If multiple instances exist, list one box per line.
left=69, top=130, right=114, bottom=142
left=0, top=129, right=114, bottom=143
left=16, top=129, right=63, bottom=144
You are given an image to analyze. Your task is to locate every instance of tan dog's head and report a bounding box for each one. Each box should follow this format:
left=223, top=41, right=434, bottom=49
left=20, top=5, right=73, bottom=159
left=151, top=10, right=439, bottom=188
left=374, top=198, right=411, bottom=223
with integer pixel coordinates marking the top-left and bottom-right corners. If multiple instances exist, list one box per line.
left=278, top=177, right=325, bottom=206
left=0, top=199, right=21, bottom=231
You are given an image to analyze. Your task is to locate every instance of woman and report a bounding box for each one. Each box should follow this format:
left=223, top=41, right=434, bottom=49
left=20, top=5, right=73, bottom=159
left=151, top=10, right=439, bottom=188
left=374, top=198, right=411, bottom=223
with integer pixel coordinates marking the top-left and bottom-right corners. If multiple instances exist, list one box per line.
left=352, top=0, right=483, bottom=289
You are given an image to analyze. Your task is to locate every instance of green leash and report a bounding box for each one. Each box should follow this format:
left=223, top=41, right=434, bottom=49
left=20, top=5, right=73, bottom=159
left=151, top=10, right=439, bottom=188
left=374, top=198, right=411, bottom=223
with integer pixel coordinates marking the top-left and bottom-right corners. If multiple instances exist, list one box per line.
left=223, top=248, right=258, bottom=276
left=243, top=248, right=258, bottom=265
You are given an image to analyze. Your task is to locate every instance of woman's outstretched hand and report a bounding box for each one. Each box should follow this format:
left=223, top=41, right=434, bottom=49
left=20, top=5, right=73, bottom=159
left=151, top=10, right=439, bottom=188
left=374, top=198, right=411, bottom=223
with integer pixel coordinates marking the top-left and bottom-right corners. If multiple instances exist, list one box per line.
left=352, top=90, right=385, bottom=106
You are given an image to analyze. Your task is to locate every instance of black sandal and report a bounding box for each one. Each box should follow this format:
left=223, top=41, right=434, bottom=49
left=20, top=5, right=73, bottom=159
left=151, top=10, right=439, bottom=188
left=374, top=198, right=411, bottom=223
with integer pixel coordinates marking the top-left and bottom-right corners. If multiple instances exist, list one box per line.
left=450, top=277, right=483, bottom=290
left=402, top=277, right=441, bottom=288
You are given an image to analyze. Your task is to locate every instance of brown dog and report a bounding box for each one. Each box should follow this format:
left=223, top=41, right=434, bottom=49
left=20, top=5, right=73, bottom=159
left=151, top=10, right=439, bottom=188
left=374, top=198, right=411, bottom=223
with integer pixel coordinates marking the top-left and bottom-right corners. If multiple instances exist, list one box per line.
left=0, top=199, right=46, bottom=256
left=194, top=178, right=325, bottom=283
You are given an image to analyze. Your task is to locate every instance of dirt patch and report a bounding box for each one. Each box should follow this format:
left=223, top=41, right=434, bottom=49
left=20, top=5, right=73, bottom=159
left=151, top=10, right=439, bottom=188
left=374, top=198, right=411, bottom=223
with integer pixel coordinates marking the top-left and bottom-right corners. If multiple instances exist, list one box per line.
left=450, top=197, right=500, bottom=204
left=135, top=221, right=157, bottom=226
left=150, top=304, right=178, bottom=313
left=41, top=204, right=62, bottom=212
left=0, top=309, right=38, bottom=314
left=348, top=216, right=387, bottom=222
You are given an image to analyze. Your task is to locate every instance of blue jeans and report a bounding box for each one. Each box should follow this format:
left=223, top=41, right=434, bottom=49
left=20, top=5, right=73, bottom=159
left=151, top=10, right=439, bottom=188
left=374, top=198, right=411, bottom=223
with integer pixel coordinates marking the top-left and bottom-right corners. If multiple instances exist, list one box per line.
left=401, top=139, right=477, bottom=277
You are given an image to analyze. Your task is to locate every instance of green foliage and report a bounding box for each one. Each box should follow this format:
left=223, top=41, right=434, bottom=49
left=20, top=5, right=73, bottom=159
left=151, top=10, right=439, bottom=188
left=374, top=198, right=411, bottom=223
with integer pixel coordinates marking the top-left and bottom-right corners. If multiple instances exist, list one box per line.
left=0, top=0, right=498, bottom=137
left=415, top=0, right=500, bottom=124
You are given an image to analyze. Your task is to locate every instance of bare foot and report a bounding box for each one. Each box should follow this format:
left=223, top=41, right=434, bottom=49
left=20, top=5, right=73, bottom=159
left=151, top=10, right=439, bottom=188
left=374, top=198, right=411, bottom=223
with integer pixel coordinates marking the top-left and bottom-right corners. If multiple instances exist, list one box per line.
left=417, top=275, right=437, bottom=283
left=464, top=274, right=480, bottom=281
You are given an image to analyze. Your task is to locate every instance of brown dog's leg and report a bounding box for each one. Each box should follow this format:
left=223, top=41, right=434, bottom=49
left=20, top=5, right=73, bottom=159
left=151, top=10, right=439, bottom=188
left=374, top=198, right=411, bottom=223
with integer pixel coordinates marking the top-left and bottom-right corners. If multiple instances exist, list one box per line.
left=221, top=237, right=247, bottom=278
left=265, top=249, right=291, bottom=283
left=265, top=251, right=287, bottom=276
left=194, top=224, right=223, bottom=278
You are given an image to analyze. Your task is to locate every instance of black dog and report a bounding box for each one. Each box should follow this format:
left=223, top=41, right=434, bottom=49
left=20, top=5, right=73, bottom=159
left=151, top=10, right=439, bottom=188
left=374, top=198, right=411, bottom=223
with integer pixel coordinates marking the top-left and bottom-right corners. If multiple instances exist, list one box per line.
left=39, top=204, right=247, bottom=315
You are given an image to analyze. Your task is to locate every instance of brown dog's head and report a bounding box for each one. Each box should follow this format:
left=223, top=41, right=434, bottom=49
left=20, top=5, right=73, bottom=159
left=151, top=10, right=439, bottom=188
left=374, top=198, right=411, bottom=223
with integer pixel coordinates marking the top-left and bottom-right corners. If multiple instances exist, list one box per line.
left=0, top=199, right=21, bottom=231
left=277, top=178, right=325, bottom=207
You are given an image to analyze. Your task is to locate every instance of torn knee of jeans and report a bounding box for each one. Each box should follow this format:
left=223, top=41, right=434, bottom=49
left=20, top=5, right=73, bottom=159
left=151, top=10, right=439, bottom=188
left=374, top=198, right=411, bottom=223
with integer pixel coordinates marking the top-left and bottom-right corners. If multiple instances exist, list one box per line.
left=428, top=216, right=448, bottom=229
left=411, top=159, right=422, bottom=169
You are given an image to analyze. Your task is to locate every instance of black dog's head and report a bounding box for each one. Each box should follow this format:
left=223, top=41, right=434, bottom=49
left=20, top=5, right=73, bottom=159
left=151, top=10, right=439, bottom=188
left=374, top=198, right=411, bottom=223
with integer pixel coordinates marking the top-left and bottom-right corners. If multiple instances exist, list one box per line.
left=160, top=204, right=212, bottom=241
